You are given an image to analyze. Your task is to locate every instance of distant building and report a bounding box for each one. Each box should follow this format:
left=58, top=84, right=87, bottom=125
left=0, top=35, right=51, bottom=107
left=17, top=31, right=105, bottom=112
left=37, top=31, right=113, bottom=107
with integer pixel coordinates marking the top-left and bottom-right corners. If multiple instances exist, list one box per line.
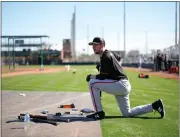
left=111, top=50, right=125, bottom=58
left=127, top=50, right=140, bottom=57
left=62, top=39, right=72, bottom=59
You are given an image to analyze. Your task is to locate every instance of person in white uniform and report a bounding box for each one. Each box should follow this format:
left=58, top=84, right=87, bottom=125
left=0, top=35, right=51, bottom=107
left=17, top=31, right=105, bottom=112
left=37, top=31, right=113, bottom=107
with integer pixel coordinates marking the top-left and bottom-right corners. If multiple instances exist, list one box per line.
left=138, top=55, right=142, bottom=69
left=86, top=37, right=165, bottom=120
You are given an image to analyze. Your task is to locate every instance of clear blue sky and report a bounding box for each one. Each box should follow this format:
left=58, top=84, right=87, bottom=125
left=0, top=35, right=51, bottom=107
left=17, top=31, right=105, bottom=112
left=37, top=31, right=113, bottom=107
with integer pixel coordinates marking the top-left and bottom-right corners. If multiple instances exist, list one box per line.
left=2, top=1, right=179, bottom=54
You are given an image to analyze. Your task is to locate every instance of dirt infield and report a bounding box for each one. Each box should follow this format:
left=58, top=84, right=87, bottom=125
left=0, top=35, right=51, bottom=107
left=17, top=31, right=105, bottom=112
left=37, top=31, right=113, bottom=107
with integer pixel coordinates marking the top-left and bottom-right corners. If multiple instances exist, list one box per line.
left=124, top=67, right=179, bottom=80
left=2, top=91, right=102, bottom=137
left=2, top=67, right=67, bottom=78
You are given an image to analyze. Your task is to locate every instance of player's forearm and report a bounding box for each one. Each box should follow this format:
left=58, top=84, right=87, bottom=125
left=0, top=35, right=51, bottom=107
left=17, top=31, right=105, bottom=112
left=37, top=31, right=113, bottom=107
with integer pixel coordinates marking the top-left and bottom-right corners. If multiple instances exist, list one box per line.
left=119, top=58, right=123, bottom=66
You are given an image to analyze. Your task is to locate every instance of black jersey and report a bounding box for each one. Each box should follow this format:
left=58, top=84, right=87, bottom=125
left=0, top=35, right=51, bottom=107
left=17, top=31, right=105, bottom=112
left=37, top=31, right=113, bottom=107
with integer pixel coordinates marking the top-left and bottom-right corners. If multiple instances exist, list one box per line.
left=95, top=50, right=128, bottom=80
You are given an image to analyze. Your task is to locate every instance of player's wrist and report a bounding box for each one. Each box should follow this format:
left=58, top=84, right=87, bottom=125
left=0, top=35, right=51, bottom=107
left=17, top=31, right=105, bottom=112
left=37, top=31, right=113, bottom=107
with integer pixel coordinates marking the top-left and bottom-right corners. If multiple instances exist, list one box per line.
left=90, top=75, right=96, bottom=79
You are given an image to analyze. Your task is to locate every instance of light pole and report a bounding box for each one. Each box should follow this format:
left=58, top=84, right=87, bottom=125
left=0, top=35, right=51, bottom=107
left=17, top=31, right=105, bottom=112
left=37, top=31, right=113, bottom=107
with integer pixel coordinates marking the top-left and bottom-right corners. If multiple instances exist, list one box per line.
left=40, top=37, right=43, bottom=70
left=13, top=38, right=15, bottom=70
left=145, top=31, right=148, bottom=55
left=123, top=2, right=126, bottom=57
left=87, top=24, right=89, bottom=55
left=175, top=2, right=178, bottom=47
left=101, top=27, right=104, bottom=38
left=8, top=38, right=10, bottom=70
left=117, top=32, right=120, bottom=51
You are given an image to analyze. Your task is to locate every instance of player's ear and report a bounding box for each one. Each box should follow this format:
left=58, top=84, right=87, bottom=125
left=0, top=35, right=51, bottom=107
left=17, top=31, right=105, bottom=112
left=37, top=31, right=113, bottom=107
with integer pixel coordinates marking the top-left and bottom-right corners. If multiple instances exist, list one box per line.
left=100, top=44, right=104, bottom=48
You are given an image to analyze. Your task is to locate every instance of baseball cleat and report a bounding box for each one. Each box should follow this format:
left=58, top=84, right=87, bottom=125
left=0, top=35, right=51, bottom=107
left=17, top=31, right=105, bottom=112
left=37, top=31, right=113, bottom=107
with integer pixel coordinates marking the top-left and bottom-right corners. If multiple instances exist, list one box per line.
left=152, top=99, right=165, bottom=118
left=86, top=111, right=105, bottom=120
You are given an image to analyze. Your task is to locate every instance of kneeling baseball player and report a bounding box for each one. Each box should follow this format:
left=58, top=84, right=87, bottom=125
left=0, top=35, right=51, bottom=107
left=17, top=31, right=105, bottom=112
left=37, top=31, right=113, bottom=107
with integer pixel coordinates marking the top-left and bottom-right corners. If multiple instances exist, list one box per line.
left=86, top=37, right=165, bottom=120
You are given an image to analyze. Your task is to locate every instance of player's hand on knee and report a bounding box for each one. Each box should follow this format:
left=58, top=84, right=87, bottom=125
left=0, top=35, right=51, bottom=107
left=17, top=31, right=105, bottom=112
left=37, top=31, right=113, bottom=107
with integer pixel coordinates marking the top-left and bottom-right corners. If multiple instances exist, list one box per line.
left=86, top=74, right=96, bottom=82
left=96, top=64, right=100, bottom=71
left=86, top=74, right=91, bottom=82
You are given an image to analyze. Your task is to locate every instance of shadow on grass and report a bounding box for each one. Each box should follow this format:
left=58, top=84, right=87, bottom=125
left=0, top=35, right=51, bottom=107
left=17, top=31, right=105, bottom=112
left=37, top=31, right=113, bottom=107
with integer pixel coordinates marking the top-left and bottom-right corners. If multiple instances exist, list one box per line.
left=105, top=116, right=162, bottom=119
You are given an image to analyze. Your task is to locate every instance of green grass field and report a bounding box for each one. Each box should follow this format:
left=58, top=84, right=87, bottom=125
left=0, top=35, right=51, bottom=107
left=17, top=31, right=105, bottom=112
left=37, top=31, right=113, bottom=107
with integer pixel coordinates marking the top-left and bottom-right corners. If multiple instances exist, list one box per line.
left=2, top=65, right=179, bottom=137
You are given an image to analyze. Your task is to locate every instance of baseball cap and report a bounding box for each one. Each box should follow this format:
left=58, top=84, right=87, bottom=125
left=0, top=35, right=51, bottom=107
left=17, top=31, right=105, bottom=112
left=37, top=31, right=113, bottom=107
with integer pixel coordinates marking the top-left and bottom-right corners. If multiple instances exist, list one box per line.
left=88, top=37, right=105, bottom=46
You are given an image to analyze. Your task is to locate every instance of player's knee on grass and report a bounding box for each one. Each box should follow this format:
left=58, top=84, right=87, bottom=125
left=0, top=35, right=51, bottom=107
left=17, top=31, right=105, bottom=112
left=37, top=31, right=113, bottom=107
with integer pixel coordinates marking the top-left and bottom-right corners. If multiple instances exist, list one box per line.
left=121, top=111, right=130, bottom=117
left=120, top=107, right=131, bottom=117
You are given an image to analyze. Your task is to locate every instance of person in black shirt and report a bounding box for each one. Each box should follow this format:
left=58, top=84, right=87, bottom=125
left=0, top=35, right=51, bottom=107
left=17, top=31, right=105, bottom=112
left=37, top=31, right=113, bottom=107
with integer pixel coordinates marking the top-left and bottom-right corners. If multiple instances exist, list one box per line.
left=157, top=53, right=162, bottom=71
left=164, top=54, right=168, bottom=71
left=86, top=37, right=165, bottom=120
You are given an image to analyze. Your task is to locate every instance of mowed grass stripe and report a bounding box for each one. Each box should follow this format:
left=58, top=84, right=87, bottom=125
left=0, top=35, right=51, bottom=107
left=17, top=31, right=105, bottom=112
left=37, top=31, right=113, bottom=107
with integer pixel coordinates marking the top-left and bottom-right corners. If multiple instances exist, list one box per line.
left=2, top=69, right=89, bottom=91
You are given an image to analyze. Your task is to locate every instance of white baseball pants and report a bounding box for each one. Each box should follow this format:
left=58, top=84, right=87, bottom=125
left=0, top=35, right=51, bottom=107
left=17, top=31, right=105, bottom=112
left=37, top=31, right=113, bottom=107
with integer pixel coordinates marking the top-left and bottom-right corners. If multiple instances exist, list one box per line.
left=88, top=79, right=153, bottom=117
